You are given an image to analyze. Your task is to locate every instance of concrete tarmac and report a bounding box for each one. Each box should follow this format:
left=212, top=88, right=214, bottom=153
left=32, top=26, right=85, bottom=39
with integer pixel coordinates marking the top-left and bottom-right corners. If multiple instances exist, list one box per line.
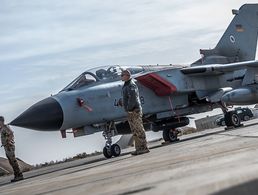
left=1, top=119, right=258, bottom=195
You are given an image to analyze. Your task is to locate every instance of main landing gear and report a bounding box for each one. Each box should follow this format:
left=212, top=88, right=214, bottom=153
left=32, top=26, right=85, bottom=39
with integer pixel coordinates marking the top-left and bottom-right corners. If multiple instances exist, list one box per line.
left=224, top=110, right=241, bottom=128
left=220, top=102, right=241, bottom=128
left=102, top=122, right=121, bottom=158
left=162, top=128, right=180, bottom=142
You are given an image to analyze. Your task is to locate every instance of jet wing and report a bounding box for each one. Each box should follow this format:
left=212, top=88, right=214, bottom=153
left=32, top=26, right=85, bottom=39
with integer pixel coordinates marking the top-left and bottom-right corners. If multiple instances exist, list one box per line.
left=181, top=60, right=258, bottom=76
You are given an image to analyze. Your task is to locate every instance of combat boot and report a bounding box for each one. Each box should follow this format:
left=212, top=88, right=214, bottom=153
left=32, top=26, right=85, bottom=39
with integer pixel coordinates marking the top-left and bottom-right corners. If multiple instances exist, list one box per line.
left=11, top=174, right=24, bottom=182
left=131, top=149, right=150, bottom=155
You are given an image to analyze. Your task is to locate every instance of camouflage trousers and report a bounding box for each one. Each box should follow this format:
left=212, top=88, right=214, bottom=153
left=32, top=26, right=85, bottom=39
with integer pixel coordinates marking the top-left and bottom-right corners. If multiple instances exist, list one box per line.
left=127, top=110, right=148, bottom=151
left=4, top=145, right=22, bottom=177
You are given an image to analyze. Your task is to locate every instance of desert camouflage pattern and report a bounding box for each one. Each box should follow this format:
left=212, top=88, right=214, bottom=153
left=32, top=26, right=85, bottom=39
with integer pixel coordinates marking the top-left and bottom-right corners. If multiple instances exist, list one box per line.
left=1, top=125, right=22, bottom=177
left=4, top=145, right=22, bottom=177
left=127, top=110, right=148, bottom=151
left=1, top=125, right=15, bottom=147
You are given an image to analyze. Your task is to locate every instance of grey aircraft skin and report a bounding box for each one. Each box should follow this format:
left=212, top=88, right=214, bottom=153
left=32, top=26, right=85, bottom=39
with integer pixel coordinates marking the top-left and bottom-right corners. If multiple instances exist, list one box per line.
left=10, top=4, right=258, bottom=158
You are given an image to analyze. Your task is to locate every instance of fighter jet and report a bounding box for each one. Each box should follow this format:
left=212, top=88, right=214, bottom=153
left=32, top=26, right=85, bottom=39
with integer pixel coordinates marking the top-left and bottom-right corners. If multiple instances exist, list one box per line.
left=10, top=4, right=258, bottom=158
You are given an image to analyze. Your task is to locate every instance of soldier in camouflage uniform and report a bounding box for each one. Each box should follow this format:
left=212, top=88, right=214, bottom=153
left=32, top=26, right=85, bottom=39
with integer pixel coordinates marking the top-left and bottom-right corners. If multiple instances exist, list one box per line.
left=121, top=70, right=149, bottom=155
left=0, top=116, right=23, bottom=182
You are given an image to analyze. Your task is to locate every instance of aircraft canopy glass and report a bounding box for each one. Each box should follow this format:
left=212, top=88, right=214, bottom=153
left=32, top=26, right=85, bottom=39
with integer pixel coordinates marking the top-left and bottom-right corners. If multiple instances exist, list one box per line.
left=61, top=65, right=144, bottom=91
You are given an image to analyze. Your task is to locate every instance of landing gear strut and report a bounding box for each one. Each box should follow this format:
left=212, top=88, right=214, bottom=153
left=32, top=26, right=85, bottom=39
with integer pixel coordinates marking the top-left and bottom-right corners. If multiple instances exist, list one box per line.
left=163, top=128, right=180, bottom=142
left=102, top=122, right=121, bottom=158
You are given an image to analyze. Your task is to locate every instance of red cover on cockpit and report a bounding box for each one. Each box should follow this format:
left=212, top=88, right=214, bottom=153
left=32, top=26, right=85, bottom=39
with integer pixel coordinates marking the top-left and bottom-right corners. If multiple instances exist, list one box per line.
left=136, top=73, right=177, bottom=96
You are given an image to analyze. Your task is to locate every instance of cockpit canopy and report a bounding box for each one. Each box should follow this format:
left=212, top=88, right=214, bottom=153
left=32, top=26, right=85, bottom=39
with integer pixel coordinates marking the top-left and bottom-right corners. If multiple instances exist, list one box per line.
left=61, top=65, right=144, bottom=91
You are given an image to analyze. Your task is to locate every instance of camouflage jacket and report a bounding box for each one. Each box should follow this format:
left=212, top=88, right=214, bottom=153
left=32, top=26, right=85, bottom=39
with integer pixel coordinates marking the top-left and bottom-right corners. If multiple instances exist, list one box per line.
left=1, top=125, right=15, bottom=147
left=122, top=79, right=142, bottom=112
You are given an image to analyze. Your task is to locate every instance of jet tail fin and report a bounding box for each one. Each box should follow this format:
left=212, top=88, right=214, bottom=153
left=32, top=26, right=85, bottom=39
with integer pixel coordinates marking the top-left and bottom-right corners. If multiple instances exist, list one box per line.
left=192, top=4, right=258, bottom=66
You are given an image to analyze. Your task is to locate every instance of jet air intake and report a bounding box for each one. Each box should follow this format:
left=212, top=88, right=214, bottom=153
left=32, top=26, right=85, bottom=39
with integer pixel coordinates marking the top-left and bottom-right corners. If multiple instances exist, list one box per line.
left=221, top=86, right=258, bottom=105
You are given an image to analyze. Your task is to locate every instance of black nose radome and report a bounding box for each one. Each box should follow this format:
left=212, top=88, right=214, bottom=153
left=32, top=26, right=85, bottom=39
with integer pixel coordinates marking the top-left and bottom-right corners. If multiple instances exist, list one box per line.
left=10, top=97, right=63, bottom=131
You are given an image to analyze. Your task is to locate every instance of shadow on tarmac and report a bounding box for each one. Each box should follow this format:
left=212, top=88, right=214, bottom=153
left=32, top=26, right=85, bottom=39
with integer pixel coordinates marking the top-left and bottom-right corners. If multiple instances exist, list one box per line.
left=212, top=178, right=258, bottom=195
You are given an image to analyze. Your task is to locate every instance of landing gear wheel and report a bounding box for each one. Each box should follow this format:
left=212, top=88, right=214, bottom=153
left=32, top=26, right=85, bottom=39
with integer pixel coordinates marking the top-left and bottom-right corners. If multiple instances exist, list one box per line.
left=225, top=111, right=241, bottom=127
left=103, top=147, right=112, bottom=158
left=111, top=144, right=121, bottom=157
left=102, top=121, right=117, bottom=158
left=163, top=129, right=179, bottom=142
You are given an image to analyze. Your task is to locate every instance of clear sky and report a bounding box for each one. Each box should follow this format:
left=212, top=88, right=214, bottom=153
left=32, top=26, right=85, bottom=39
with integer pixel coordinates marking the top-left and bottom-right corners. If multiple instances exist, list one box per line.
left=0, top=0, right=257, bottom=165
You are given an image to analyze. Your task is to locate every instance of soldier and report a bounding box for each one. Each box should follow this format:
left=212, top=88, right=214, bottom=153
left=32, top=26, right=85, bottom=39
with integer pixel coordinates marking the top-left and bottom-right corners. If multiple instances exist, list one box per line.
left=121, top=69, right=149, bottom=155
left=0, top=116, right=23, bottom=182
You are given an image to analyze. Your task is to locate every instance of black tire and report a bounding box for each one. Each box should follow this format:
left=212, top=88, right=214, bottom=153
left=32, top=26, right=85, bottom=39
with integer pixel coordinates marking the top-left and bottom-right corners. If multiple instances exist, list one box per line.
left=224, top=111, right=241, bottom=127
left=163, top=129, right=178, bottom=142
left=111, top=144, right=121, bottom=157
left=243, top=115, right=250, bottom=121
left=103, top=147, right=112, bottom=158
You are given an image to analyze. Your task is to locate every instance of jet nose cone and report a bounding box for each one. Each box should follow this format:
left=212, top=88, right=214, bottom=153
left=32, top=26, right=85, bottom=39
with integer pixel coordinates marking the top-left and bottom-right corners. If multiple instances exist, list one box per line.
left=10, top=97, right=63, bottom=131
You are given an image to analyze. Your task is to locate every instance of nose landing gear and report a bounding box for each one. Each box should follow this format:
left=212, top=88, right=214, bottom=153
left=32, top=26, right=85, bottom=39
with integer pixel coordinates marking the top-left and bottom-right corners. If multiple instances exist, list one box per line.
left=102, top=122, right=121, bottom=158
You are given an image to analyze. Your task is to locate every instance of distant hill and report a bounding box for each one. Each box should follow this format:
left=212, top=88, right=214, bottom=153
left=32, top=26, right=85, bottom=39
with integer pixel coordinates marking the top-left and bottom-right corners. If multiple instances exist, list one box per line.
left=0, top=157, right=32, bottom=176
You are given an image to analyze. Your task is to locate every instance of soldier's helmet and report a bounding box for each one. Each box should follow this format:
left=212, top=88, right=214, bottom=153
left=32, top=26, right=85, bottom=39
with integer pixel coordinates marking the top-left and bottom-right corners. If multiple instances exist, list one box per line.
left=0, top=116, right=4, bottom=122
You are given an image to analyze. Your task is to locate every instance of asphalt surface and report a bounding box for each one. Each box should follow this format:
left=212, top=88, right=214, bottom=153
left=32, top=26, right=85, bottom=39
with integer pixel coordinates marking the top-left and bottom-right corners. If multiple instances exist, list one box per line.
left=1, top=119, right=258, bottom=195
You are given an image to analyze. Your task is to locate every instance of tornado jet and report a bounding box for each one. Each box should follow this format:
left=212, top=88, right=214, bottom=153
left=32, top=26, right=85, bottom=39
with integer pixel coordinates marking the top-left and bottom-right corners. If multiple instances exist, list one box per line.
left=11, top=4, right=258, bottom=158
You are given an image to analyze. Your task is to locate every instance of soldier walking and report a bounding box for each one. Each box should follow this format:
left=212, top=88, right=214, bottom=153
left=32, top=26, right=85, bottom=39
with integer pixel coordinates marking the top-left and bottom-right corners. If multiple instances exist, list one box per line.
left=0, top=116, right=23, bottom=182
left=121, top=69, right=149, bottom=155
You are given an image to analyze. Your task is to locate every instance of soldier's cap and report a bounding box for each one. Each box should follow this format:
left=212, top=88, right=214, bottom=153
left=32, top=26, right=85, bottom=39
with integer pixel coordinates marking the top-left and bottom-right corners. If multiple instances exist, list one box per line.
left=0, top=116, right=4, bottom=122
left=121, top=69, right=131, bottom=77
